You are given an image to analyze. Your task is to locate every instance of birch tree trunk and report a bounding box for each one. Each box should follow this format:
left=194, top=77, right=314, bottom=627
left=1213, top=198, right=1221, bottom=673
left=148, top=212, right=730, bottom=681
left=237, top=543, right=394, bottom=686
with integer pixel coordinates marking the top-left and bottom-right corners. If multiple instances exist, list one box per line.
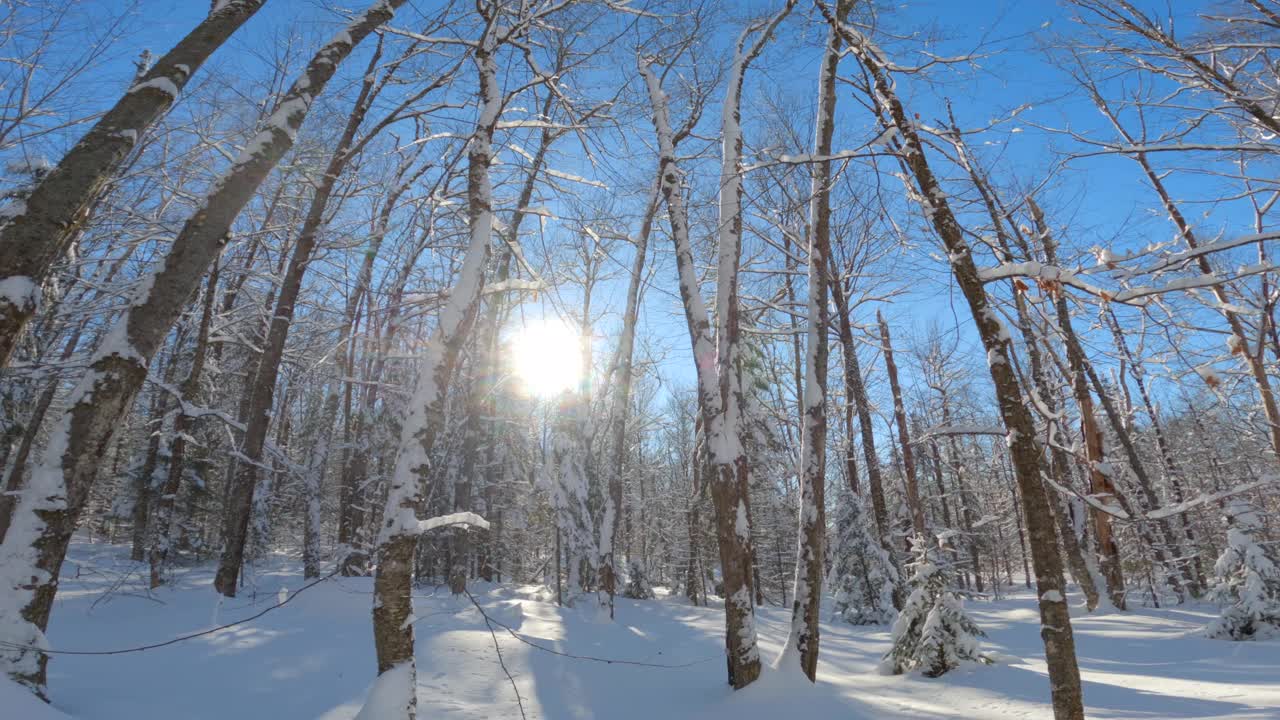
left=0, top=1, right=403, bottom=694
left=0, top=0, right=266, bottom=367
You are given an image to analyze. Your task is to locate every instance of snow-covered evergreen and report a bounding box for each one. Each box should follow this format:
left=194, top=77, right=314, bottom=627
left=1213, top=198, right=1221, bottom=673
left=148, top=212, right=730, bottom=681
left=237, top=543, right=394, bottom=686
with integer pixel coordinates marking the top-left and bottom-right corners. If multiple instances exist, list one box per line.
left=622, top=561, right=654, bottom=600
left=881, top=534, right=989, bottom=677
left=1204, top=500, right=1280, bottom=640
left=827, top=494, right=898, bottom=625
left=539, top=411, right=597, bottom=602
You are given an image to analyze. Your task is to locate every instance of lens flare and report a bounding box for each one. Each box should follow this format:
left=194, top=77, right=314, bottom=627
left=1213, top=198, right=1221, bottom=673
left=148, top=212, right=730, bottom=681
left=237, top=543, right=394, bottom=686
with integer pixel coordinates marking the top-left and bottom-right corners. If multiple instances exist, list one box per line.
left=510, top=318, right=584, bottom=397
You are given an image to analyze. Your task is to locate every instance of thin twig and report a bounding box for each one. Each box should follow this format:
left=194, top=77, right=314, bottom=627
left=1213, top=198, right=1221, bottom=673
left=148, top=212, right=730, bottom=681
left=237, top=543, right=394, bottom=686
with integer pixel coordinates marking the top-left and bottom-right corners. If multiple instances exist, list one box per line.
left=464, top=588, right=528, bottom=720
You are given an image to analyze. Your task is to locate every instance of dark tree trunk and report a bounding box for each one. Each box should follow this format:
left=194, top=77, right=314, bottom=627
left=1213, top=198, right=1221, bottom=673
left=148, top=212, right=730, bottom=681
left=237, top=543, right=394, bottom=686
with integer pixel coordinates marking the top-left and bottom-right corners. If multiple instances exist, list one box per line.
left=826, top=10, right=1086, bottom=716
left=878, top=311, right=926, bottom=538
left=0, top=1, right=404, bottom=692
left=150, top=264, right=219, bottom=588
left=0, top=0, right=266, bottom=367
left=214, top=42, right=386, bottom=597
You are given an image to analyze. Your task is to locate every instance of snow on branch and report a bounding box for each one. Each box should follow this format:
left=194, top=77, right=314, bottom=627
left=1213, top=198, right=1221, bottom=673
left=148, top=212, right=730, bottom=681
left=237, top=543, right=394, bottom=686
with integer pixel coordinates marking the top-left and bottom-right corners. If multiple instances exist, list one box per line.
left=1110, top=262, right=1280, bottom=303
left=742, top=148, right=888, bottom=173
left=483, top=279, right=545, bottom=295
left=1146, top=479, right=1275, bottom=520
left=543, top=167, right=607, bottom=189
left=977, top=256, right=1280, bottom=306
left=912, top=424, right=1005, bottom=442
left=419, top=512, right=490, bottom=533
left=1128, top=231, right=1280, bottom=277
left=496, top=119, right=580, bottom=131
left=1084, top=141, right=1278, bottom=156
left=1043, top=475, right=1131, bottom=520
left=976, top=262, right=1130, bottom=304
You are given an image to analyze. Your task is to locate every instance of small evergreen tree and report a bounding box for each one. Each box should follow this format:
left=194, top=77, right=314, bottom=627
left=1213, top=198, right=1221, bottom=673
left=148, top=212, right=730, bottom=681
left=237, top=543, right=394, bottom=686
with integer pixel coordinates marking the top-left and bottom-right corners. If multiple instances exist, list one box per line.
left=1205, top=500, right=1280, bottom=640
left=622, top=561, right=654, bottom=600
left=881, top=533, right=989, bottom=677
left=828, top=495, right=898, bottom=625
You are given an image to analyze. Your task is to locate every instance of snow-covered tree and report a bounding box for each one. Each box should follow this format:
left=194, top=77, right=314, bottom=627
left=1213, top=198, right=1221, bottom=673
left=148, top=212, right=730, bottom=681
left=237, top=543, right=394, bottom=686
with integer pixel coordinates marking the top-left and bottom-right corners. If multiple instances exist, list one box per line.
left=828, top=494, right=898, bottom=625
left=540, top=413, right=597, bottom=602
left=1204, top=501, right=1280, bottom=641
left=882, top=534, right=989, bottom=677
left=0, top=0, right=403, bottom=693
left=0, top=0, right=267, bottom=368
left=622, top=561, right=654, bottom=600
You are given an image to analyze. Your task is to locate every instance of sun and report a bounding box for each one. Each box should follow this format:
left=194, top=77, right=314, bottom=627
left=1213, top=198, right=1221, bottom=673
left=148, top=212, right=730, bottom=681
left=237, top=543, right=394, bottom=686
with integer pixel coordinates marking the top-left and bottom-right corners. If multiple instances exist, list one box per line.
left=510, top=317, right=585, bottom=398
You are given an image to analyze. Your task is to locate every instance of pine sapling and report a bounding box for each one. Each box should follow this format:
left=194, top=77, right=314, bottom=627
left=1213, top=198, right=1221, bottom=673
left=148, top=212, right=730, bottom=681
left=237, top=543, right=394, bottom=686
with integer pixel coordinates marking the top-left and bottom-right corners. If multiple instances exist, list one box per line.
left=623, top=562, right=655, bottom=600
left=1205, top=500, right=1280, bottom=640
left=828, top=495, right=898, bottom=625
left=881, top=533, right=990, bottom=677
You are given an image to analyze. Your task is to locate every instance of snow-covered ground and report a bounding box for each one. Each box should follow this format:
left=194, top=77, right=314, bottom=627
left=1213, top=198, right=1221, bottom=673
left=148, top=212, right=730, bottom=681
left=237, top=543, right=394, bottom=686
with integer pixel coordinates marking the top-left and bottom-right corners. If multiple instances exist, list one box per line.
left=7, top=541, right=1279, bottom=719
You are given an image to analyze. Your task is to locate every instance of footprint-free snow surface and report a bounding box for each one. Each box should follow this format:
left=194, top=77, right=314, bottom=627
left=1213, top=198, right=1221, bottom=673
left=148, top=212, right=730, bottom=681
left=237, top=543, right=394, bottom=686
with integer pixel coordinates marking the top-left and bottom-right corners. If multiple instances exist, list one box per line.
left=6, top=542, right=1278, bottom=719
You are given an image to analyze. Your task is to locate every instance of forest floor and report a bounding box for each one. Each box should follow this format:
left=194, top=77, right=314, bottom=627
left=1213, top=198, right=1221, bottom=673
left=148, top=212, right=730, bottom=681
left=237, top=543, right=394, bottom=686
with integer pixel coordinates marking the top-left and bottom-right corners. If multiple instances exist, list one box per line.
left=4, top=541, right=1278, bottom=719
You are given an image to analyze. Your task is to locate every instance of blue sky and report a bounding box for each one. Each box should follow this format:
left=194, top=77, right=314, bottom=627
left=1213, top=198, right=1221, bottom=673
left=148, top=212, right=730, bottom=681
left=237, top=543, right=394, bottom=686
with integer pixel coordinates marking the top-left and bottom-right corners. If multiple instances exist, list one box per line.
left=29, top=1, right=1269, bottom=436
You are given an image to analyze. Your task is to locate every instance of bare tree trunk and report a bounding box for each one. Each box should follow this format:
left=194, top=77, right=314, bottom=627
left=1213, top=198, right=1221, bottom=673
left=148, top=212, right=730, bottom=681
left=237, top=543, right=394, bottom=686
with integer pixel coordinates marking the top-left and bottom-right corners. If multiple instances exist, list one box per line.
left=640, top=5, right=796, bottom=679
left=301, top=391, right=336, bottom=581
left=947, top=120, right=1099, bottom=607
left=642, top=89, right=768, bottom=674
left=938, top=390, right=984, bottom=593
left=334, top=181, right=434, bottom=578
left=362, top=15, right=498, bottom=716
left=0, top=324, right=86, bottom=541
left=0, top=0, right=265, bottom=367
left=843, top=306, right=893, bottom=544
left=0, top=1, right=403, bottom=694
left=783, top=0, right=843, bottom=679
left=1028, top=207, right=1126, bottom=610
left=878, top=311, right=925, bottom=537
left=687, top=436, right=709, bottom=607
left=825, top=10, right=1085, bottom=717
left=150, top=264, right=219, bottom=588
left=130, top=384, right=171, bottom=562
left=1103, top=308, right=1203, bottom=594
left=214, top=43, right=386, bottom=597
left=601, top=186, right=657, bottom=618
left=831, top=273, right=900, bottom=608
left=830, top=273, right=861, bottom=497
